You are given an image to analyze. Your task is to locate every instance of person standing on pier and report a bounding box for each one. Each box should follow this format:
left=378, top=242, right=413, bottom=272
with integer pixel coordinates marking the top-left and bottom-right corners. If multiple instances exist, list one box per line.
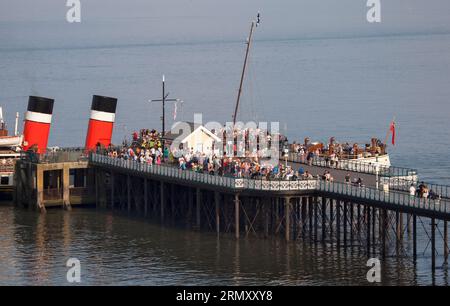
left=409, top=184, right=416, bottom=199
left=345, top=173, right=351, bottom=184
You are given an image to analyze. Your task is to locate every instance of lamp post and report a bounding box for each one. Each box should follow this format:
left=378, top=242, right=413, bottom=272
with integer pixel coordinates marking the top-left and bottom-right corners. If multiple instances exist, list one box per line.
left=375, top=165, right=380, bottom=190
left=149, top=75, right=182, bottom=147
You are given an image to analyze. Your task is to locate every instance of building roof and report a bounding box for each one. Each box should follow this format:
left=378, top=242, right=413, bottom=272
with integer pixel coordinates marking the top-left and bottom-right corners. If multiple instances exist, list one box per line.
left=163, top=121, right=201, bottom=141
left=180, top=125, right=222, bottom=143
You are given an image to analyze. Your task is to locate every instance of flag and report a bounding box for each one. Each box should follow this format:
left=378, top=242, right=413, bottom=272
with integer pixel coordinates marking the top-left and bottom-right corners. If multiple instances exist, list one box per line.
left=173, top=102, right=178, bottom=120
left=389, top=121, right=396, bottom=145
left=256, top=12, right=261, bottom=27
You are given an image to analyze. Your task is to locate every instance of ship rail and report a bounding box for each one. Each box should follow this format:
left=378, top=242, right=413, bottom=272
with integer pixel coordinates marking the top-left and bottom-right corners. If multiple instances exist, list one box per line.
left=286, top=152, right=418, bottom=178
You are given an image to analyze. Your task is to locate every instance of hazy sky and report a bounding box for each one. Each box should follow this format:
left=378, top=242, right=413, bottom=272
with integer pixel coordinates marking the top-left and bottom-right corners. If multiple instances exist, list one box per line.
left=1, top=0, right=450, bottom=49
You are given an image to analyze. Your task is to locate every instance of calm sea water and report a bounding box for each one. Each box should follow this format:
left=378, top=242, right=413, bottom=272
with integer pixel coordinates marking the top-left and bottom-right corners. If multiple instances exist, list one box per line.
left=1, top=28, right=450, bottom=285
left=0, top=205, right=448, bottom=286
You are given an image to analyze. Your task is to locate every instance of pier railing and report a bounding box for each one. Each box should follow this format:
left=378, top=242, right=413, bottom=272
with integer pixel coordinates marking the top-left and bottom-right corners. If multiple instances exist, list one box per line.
left=21, top=148, right=88, bottom=164
left=318, top=180, right=449, bottom=214
left=90, top=154, right=318, bottom=192
left=91, top=153, right=450, bottom=215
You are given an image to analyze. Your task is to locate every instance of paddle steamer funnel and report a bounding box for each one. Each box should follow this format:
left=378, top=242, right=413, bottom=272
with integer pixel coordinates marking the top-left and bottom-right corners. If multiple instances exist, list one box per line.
left=22, top=96, right=54, bottom=154
left=85, top=95, right=117, bottom=151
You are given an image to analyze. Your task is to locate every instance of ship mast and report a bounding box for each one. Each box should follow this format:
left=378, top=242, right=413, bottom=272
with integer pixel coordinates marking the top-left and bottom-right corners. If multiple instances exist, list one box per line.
left=232, top=14, right=259, bottom=126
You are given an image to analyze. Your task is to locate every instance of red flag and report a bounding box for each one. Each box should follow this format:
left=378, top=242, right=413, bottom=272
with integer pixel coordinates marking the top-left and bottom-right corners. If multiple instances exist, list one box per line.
left=389, top=121, right=396, bottom=145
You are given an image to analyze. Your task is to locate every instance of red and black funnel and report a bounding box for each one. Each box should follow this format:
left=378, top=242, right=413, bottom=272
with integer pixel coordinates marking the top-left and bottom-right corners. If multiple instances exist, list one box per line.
left=85, top=95, right=117, bottom=150
left=22, top=96, right=54, bottom=154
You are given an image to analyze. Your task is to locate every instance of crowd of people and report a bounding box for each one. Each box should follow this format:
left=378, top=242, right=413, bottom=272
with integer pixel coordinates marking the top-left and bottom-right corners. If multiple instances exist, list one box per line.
left=99, top=128, right=386, bottom=186
left=289, top=137, right=388, bottom=167
left=105, top=129, right=169, bottom=165
left=409, top=182, right=440, bottom=200
left=100, top=128, right=322, bottom=181
left=97, top=128, right=442, bottom=202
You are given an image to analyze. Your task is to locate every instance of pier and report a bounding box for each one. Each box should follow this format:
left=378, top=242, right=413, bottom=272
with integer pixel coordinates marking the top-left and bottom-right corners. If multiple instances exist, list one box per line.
left=14, top=150, right=93, bottom=212
left=13, top=150, right=450, bottom=275
left=90, top=153, right=449, bottom=272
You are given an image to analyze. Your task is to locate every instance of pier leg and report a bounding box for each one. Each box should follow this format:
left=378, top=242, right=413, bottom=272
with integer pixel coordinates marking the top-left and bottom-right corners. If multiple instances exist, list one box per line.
left=301, top=197, right=306, bottom=238
left=62, top=165, right=71, bottom=210
left=407, top=214, right=412, bottom=235
left=350, top=202, right=354, bottom=243
left=215, top=192, right=220, bottom=235
left=263, top=198, right=270, bottom=238
left=95, top=170, right=99, bottom=207
left=357, top=204, right=361, bottom=234
left=275, top=197, right=280, bottom=234
left=396, top=210, right=400, bottom=253
left=413, top=214, right=417, bottom=262
left=160, top=182, right=165, bottom=223
left=127, top=175, right=131, bottom=213
left=399, top=212, right=403, bottom=241
left=366, top=205, right=371, bottom=256
left=431, top=218, right=436, bottom=272
left=336, top=201, right=341, bottom=248
left=111, top=171, right=114, bottom=209
left=314, top=197, right=318, bottom=242
left=171, top=184, right=176, bottom=222
left=308, top=197, right=313, bottom=240
left=322, top=197, right=326, bottom=241
left=285, top=197, right=291, bottom=241
left=382, top=209, right=387, bottom=259
left=445, top=221, right=448, bottom=265
left=144, top=178, right=148, bottom=218
left=372, top=207, right=376, bottom=248
left=187, top=188, right=193, bottom=227
left=235, top=194, right=240, bottom=239
left=343, top=202, right=347, bottom=246
left=196, top=188, right=201, bottom=230
left=329, top=199, right=333, bottom=240
left=36, top=166, right=45, bottom=213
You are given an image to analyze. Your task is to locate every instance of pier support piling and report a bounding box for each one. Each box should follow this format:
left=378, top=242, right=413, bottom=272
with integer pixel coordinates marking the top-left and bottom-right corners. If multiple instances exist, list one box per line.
left=285, top=197, right=291, bottom=241
left=196, top=188, right=201, bottom=230
left=235, top=194, right=240, bottom=239
left=413, top=214, right=417, bottom=262
left=160, top=182, right=165, bottom=223
left=322, top=197, right=326, bottom=241
left=445, top=221, right=449, bottom=265
left=431, top=218, right=436, bottom=271
left=336, top=201, right=341, bottom=247
left=62, top=165, right=71, bottom=210
left=127, top=175, right=131, bottom=213
left=343, top=202, right=347, bottom=245
left=215, top=192, right=220, bottom=235
left=381, top=209, right=387, bottom=259
left=144, top=178, right=148, bottom=217
left=111, top=172, right=115, bottom=209
left=366, top=205, right=371, bottom=256
left=314, top=198, right=318, bottom=242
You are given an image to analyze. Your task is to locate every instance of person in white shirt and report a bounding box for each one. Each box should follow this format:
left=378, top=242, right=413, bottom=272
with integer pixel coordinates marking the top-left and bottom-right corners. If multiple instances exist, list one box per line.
left=409, top=184, right=416, bottom=198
